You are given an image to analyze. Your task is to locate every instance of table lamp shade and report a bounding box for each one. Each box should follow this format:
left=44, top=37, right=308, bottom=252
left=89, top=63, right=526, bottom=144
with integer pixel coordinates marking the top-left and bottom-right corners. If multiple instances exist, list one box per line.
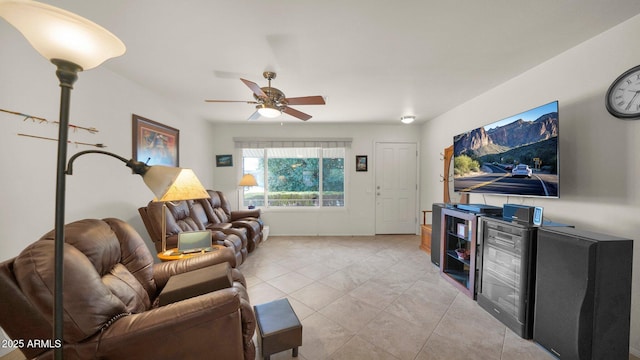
left=0, top=0, right=125, bottom=70
left=238, top=174, right=258, bottom=187
left=151, top=168, right=210, bottom=202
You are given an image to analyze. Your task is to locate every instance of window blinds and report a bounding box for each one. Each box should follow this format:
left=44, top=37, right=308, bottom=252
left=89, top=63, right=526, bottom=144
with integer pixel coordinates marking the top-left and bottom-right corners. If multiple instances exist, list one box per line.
left=233, top=137, right=352, bottom=149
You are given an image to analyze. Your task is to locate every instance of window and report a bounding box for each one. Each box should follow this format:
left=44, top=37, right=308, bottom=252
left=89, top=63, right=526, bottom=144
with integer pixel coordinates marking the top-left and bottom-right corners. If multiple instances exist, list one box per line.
left=238, top=141, right=347, bottom=208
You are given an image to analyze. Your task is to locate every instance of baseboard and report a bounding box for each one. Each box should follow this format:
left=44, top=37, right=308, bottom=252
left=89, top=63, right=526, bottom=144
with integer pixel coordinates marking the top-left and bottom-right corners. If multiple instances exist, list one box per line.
left=266, top=233, right=377, bottom=237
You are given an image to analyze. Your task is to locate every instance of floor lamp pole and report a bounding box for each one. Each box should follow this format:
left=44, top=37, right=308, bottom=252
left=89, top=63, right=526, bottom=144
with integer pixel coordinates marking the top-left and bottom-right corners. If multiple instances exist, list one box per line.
left=0, top=4, right=125, bottom=359
left=162, top=203, right=168, bottom=252
left=52, top=59, right=81, bottom=360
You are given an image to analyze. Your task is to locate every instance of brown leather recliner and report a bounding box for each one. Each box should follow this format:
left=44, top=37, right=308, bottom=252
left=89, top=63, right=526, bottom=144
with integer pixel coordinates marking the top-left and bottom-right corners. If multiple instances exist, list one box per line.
left=0, top=218, right=255, bottom=360
left=139, top=200, right=248, bottom=266
left=203, top=190, right=263, bottom=253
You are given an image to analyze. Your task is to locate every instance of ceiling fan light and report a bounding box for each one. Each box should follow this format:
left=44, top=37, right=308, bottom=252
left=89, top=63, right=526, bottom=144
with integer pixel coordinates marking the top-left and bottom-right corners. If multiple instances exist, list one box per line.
left=400, top=115, right=415, bottom=124
left=257, top=104, right=281, bottom=118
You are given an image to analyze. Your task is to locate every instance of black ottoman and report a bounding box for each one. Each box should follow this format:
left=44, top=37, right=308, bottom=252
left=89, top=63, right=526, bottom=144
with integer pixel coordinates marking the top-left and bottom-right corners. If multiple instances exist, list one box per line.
left=254, top=298, right=302, bottom=360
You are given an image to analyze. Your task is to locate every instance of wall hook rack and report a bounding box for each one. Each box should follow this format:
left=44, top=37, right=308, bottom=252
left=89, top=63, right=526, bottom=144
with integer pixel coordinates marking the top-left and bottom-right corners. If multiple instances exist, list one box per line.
left=18, top=133, right=106, bottom=148
left=1, top=107, right=99, bottom=134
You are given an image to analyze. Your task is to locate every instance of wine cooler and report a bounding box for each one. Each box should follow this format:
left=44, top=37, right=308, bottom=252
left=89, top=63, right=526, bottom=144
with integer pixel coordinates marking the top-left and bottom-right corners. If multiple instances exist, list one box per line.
left=477, top=216, right=537, bottom=339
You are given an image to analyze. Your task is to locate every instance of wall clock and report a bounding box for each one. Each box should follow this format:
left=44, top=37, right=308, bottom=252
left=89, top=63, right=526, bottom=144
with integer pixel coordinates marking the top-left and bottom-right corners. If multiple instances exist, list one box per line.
left=605, top=64, right=640, bottom=119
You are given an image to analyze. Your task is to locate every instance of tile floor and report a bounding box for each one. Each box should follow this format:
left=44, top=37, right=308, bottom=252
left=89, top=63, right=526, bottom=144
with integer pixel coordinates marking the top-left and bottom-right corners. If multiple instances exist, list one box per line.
left=241, top=235, right=556, bottom=360
left=1, top=234, right=635, bottom=360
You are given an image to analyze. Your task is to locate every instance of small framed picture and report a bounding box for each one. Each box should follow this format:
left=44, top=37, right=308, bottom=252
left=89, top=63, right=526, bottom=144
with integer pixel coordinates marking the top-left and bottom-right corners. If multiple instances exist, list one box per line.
left=216, top=154, right=233, bottom=167
left=356, top=155, right=368, bottom=172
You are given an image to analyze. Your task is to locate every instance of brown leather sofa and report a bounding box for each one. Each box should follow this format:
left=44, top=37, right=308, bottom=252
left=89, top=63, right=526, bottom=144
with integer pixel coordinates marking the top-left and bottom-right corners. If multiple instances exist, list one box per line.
left=139, top=199, right=249, bottom=266
left=139, top=190, right=264, bottom=263
left=0, top=218, right=255, bottom=360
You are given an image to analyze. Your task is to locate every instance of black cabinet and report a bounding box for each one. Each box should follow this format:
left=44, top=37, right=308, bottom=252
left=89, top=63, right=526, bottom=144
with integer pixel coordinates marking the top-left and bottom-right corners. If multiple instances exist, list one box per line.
left=477, top=217, right=537, bottom=339
left=534, top=227, right=632, bottom=360
left=440, top=208, right=479, bottom=298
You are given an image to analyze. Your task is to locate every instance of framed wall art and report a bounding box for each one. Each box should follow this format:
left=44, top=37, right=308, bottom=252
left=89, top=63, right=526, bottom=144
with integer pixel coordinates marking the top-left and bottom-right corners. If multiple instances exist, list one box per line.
left=132, top=114, right=179, bottom=166
left=356, top=155, right=368, bottom=172
left=216, top=154, right=233, bottom=167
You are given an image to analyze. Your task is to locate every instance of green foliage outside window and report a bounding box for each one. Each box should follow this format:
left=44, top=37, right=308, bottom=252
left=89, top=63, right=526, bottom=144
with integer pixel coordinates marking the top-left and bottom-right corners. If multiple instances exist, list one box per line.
left=323, top=158, right=344, bottom=192
left=242, top=148, right=345, bottom=207
left=267, top=158, right=319, bottom=192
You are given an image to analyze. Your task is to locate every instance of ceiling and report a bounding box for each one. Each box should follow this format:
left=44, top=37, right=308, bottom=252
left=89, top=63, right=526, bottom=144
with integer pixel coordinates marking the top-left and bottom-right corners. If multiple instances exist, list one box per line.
left=48, top=1, right=640, bottom=124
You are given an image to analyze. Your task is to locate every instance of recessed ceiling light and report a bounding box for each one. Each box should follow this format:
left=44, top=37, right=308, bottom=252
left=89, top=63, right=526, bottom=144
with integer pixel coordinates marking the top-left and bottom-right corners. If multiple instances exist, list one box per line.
left=400, top=115, right=415, bottom=124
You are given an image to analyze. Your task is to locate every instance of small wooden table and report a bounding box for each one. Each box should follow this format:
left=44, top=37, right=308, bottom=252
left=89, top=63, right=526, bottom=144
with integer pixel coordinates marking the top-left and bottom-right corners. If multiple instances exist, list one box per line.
left=157, top=245, right=225, bottom=262
left=420, top=224, right=432, bottom=254
left=420, top=210, right=433, bottom=254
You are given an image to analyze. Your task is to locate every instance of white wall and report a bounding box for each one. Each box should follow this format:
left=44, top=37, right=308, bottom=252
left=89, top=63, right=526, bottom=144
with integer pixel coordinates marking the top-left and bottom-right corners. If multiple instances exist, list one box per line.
left=209, top=123, right=420, bottom=236
left=420, top=14, right=640, bottom=355
left=0, top=21, right=215, bottom=260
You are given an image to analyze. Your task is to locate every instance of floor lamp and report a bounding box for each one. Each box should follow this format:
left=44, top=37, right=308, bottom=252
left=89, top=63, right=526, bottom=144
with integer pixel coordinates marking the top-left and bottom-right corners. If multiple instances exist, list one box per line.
left=66, top=150, right=191, bottom=200
left=0, top=2, right=125, bottom=359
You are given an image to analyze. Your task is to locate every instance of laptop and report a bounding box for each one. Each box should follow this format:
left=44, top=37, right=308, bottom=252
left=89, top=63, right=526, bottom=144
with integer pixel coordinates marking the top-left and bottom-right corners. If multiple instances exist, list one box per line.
left=177, top=230, right=213, bottom=254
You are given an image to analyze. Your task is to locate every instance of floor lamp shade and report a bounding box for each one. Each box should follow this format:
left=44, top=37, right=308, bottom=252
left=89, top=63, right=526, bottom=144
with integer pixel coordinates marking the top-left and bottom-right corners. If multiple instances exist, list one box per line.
left=0, top=0, right=126, bottom=70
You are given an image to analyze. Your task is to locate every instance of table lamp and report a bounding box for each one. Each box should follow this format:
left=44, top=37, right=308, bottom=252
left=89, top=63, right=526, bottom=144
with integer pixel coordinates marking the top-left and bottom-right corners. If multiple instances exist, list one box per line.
left=238, top=173, right=258, bottom=209
left=153, top=168, right=210, bottom=252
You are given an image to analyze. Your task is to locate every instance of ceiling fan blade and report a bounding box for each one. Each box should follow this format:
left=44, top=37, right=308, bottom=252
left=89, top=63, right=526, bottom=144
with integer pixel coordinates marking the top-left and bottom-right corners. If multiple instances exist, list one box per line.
left=247, top=110, right=261, bottom=121
left=285, top=96, right=326, bottom=105
left=205, top=99, right=258, bottom=104
left=283, top=106, right=312, bottom=121
left=240, top=78, right=267, bottom=98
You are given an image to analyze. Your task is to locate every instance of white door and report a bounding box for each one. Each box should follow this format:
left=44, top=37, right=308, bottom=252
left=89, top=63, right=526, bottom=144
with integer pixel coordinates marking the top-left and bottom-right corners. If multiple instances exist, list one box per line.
left=375, top=142, right=418, bottom=234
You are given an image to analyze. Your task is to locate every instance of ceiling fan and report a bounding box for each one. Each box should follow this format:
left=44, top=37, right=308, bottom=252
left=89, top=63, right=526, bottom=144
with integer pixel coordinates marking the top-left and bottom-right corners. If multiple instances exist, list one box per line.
left=205, top=71, right=325, bottom=121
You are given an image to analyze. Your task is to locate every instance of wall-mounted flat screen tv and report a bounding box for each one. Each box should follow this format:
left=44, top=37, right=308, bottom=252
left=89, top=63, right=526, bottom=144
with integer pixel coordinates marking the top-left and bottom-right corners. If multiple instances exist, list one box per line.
left=453, top=101, right=559, bottom=198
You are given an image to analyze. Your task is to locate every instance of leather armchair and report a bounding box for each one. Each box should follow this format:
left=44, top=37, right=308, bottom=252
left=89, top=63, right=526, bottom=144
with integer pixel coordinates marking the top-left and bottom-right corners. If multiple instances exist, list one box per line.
left=0, top=218, right=255, bottom=360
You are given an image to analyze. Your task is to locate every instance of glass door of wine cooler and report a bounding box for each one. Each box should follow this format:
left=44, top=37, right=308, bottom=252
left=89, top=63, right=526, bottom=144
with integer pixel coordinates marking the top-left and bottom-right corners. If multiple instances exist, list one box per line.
left=482, top=235, right=523, bottom=318
left=440, top=208, right=478, bottom=298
